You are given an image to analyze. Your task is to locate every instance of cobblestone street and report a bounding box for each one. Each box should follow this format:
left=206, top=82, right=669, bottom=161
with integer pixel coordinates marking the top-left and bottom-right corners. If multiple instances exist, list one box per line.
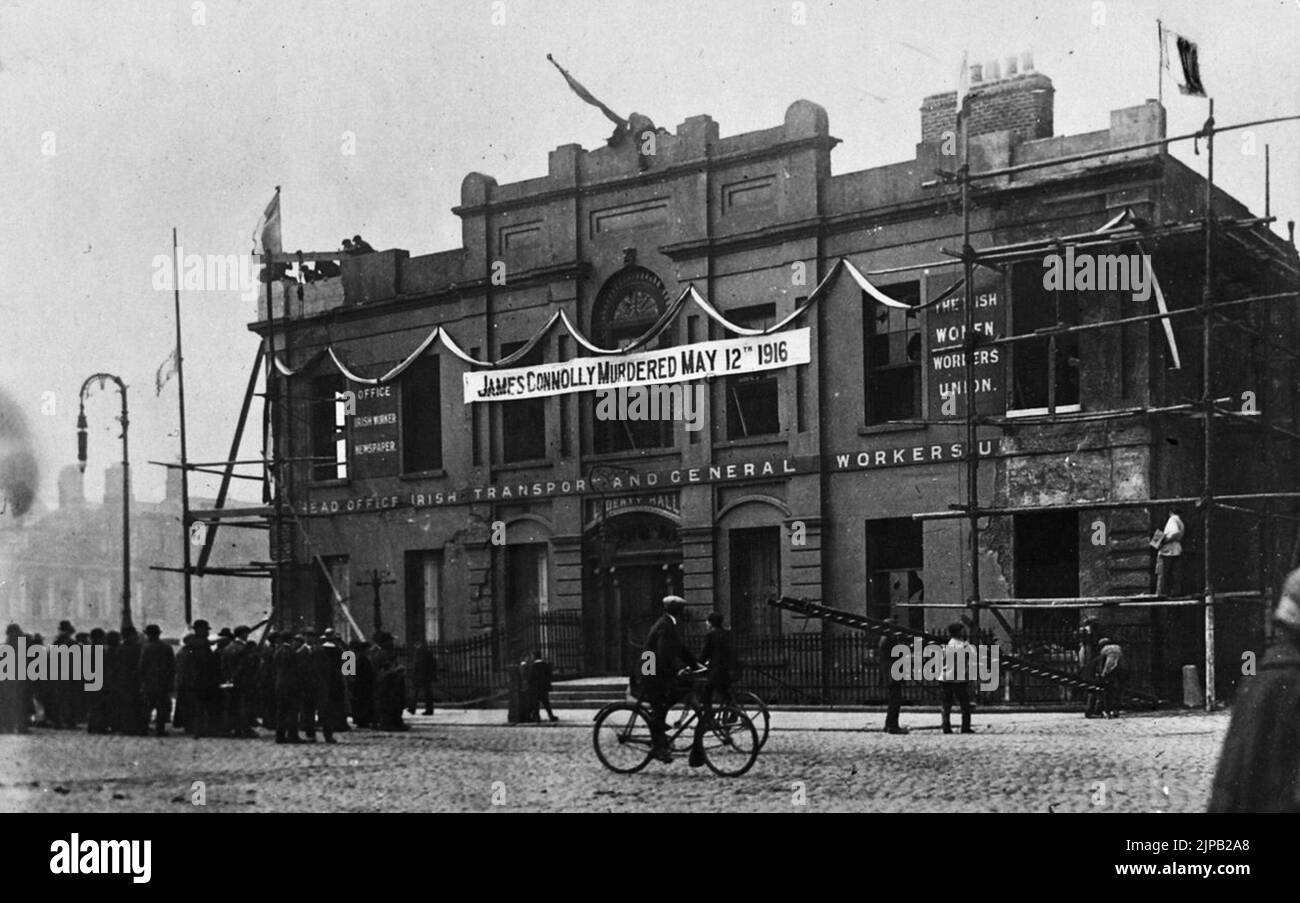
left=0, top=710, right=1228, bottom=813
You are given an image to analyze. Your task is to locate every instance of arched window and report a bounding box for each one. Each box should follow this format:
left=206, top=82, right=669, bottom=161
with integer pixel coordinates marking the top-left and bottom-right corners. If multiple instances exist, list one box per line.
left=589, top=267, right=675, bottom=454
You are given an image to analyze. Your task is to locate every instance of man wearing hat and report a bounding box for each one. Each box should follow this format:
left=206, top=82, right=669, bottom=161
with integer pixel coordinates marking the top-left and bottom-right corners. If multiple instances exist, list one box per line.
left=185, top=620, right=221, bottom=738
left=641, top=595, right=700, bottom=763
left=1209, top=568, right=1300, bottom=812
left=273, top=632, right=305, bottom=743
left=221, top=626, right=258, bottom=738
left=139, top=624, right=175, bottom=737
left=0, top=624, right=26, bottom=733
left=51, top=620, right=79, bottom=729
left=297, top=627, right=322, bottom=741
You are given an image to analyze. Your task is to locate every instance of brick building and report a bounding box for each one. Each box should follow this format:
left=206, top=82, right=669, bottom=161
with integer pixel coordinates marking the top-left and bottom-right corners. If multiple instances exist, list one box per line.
left=252, top=57, right=1298, bottom=701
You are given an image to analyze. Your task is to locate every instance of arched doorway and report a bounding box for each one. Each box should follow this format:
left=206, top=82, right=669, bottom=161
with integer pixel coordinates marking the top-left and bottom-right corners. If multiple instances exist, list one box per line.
left=584, top=511, right=683, bottom=675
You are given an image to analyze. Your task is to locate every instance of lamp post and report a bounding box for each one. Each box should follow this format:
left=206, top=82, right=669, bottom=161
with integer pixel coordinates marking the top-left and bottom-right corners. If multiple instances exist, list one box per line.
left=77, top=373, right=132, bottom=631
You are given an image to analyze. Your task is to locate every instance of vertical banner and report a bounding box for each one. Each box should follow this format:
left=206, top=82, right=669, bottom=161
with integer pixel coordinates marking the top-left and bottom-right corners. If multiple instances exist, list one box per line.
left=926, top=269, right=1006, bottom=419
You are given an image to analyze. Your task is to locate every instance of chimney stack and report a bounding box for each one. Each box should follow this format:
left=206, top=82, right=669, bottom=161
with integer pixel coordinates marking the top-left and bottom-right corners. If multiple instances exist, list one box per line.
left=920, top=51, right=1054, bottom=147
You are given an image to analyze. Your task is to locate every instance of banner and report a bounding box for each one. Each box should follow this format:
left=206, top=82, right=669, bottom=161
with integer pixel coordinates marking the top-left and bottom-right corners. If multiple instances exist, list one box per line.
left=462, top=328, right=810, bottom=403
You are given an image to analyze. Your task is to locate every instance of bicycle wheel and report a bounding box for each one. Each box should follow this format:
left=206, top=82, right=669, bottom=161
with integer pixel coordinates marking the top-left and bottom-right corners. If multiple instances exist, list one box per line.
left=592, top=703, right=654, bottom=774
left=698, top=703, right=759, bottom=777
left=732, top=690, right=770, bottom=750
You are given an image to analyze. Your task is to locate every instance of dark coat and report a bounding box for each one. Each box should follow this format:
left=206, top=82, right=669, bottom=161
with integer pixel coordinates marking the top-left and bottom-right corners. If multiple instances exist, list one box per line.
left=531, top=659, right=552, bottom=694
left=139, top=639, right=175, bottom=696
left=273, top=645, right=301, bottom=696
left=701, top=628, right=738, bottom=683
left=412, top=645, right=437, bottom=684
left=187, top=639, right=222, bottom=698
left=643, top=614, right=697, bottom=687
left=877, top=632, right=899, bottom=684
left=1208, top=632, right=1300, bottom=813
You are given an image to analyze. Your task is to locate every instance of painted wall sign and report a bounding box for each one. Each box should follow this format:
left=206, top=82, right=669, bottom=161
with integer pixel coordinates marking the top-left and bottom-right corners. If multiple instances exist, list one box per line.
left=348, top=383, right=399, bottom=478
left=298, top=439, right=996, bottom=515
left=585, top=491, right=682, bottom=523
left=462, top=329, right=811, bottom=402
left=926, top=270, right=1006, bottom=419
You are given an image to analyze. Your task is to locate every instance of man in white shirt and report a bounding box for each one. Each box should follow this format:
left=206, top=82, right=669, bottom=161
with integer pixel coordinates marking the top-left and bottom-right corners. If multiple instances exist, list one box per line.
left=1155, top=509, right=1185, bottom=597
left=941, top=622, right=975, bottom=734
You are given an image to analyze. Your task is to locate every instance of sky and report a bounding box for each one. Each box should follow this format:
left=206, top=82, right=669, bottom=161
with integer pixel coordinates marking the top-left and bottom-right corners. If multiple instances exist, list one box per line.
left=1, top=0, right=1297, bottom=512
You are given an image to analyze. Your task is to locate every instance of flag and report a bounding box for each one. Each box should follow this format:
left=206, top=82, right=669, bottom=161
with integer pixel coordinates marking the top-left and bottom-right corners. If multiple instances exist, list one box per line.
left=955, top=50, right=971, bottom=114
left=155, top=348, right=177, bottom=396
left=546, top=54, right=627, bottom=129
left=1174, top=35, right=1206, bottom=96
left=252, top=187, right=282, bottom=256
left=1160, top=23, right=1206, bottom=97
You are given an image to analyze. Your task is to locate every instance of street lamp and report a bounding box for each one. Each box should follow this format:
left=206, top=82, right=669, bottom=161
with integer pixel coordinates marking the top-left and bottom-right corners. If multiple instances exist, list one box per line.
left=77, top=373, right=132, bottom=631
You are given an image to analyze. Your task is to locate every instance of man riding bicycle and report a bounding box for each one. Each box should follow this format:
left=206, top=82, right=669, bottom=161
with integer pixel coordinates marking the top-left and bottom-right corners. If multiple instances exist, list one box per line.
left=641, top=595, right=703, bottom=764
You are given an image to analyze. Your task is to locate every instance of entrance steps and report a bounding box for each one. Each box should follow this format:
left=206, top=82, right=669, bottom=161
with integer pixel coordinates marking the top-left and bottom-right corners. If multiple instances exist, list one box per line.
left=546, top=676, right=631, bottom=707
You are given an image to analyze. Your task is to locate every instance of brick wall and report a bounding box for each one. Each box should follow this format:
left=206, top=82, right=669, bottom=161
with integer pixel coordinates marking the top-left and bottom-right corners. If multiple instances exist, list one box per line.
left=921, top=71, right=1054, bottom=146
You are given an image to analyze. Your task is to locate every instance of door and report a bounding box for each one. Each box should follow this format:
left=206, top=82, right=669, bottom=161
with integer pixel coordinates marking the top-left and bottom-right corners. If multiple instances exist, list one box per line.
left=616, top=564, right=670, bottom=675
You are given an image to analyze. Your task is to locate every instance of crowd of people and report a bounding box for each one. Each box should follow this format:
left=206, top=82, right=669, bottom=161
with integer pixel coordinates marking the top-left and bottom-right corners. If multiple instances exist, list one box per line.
left=0, top=618, right=436, bottom=741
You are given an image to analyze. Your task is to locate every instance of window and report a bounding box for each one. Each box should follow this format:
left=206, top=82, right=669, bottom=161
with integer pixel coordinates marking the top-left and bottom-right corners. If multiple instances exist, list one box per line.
left=729, top=526, right=781, bottom=636
left=864, top=282, right=921, bottom=425
left=309, top=374, right=348, bottom=481
left=591, top=268, right=674, bottom=454
left=865, top=518, right=924, bottom=630
left=1014, top=511, right=1079, bottom=633
left=402, top=356, right=442, bottom=472
left=726, top=304, right=779, bottom=439
left=404, top=550, right=443, bottom=644
left=499, top=340, right=547, bottom=463
left=1010, top=264, right=1080, bottom=412
left=505, top=543, right=550, bottom=655
left=313, top=555, right=349, bottom=634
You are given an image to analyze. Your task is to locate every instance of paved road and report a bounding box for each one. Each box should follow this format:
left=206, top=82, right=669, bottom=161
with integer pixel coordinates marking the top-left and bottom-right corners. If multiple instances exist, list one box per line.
left=0, top=710, right=1228, bottom=813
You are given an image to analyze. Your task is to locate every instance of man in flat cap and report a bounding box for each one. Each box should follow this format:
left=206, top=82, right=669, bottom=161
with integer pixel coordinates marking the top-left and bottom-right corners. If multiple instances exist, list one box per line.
left=641, top=595, right=700, bottom=763
left=1208, top=568, right=1300, bottom=812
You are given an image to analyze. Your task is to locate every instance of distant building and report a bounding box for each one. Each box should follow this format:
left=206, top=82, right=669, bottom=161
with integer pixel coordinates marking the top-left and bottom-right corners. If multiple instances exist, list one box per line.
left=0, top=464, right=269, bottom=637
left=250, top=57, right=1298, bottom=701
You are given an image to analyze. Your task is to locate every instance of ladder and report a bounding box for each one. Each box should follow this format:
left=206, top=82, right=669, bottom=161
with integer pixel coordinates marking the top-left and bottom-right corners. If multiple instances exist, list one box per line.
left=768, top=596, right=1164, bottom=707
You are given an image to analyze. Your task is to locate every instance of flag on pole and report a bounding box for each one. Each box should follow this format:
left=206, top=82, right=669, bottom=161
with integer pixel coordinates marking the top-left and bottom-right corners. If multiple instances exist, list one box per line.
left=155, top=347, right=177, bottom=396
left=955, top=50, right=971, bottom=114
left=1159, top=23, right=1206, bottom=97
left=252, top=187, right=282, bottom=257
left=546, top=54, right=627, bottom=130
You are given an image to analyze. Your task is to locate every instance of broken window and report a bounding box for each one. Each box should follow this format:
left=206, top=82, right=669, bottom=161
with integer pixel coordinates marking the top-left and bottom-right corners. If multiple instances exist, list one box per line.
left=309, top=373, right=348, bottom=481
left=865, top=517, right=925, bottom=630
left=1010, top=263, right=1080, bottom=412
left=726, top=303, right=780, bottom=439
left=863, top=282, right=922, bottom=425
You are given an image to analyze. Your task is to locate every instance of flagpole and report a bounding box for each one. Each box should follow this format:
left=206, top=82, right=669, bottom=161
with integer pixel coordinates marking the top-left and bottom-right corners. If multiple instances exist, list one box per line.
left=1157, top=19, right=1163, bottom=108
left=172, top=227, right=194, bottom=626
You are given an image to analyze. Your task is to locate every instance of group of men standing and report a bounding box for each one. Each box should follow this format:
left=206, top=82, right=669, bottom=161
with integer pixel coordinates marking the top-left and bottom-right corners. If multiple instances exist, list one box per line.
left=1, top=618, right=427, bottom=741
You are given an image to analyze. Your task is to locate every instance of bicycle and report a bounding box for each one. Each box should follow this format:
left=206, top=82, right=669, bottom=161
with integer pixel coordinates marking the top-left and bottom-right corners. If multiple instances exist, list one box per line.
left=669, top=687, right=770, bottom=751
left=593, top=669, right=761, bottom=777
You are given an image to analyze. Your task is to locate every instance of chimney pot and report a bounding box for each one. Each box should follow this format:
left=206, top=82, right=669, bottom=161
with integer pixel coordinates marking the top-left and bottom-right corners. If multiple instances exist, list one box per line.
left=970, top=63, right=983, bottom=83
left=1005, top=55, right=1018, bottom=77
left=1021, top=51, right=1034, bottom=72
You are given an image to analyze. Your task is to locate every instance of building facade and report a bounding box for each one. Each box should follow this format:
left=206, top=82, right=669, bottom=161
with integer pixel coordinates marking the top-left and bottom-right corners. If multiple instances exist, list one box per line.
left=0, top=465, right=270, bottom=638
left=253, top=59, right=1299, bottom=700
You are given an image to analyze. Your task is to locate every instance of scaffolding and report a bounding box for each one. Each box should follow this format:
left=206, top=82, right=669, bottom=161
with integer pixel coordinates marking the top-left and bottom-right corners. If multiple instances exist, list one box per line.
left=890, top=99, right=1300, bottom=710
left=160, top=99, right=1300, bottom=690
